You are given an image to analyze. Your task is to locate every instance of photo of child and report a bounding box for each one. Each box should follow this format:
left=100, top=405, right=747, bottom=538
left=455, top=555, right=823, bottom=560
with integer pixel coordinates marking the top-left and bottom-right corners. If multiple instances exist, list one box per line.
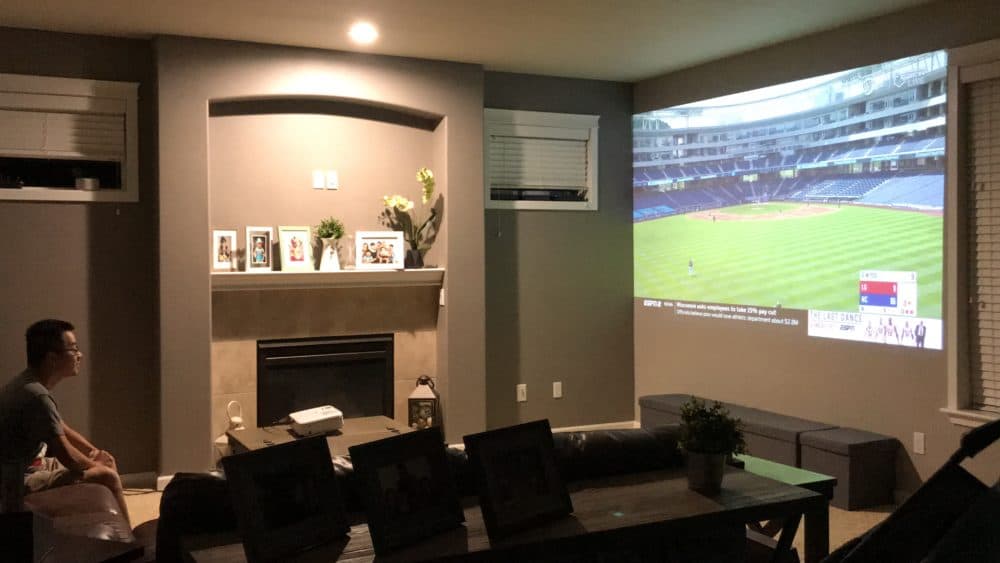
left=212, top=230, right=238, bottom=271
left=246, top=227, right=273, bottom=271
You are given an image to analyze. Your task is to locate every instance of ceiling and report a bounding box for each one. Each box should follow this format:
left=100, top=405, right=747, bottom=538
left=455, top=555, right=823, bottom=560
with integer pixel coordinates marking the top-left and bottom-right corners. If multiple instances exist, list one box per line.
left=1, top=0, right=932, bottom=82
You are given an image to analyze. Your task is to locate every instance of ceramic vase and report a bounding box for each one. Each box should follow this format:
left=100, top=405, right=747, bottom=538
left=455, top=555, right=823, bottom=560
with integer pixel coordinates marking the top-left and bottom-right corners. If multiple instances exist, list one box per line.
left=404, top=245, right=424, bottom=269
left=319, top=238, right=341, bottom=272
left=685, top=450, right=726, bottom=495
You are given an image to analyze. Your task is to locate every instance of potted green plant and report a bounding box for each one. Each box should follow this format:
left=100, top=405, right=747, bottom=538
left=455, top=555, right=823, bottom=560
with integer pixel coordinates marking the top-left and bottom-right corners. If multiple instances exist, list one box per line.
left=679, top=397, right=746, bottom=495
left=315, top=217, right=345, bottom=271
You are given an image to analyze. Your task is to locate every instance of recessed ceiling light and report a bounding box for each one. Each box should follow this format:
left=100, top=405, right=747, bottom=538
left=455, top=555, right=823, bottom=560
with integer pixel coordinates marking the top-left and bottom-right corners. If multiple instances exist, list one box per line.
left=348, top=22, right=378, bottom=45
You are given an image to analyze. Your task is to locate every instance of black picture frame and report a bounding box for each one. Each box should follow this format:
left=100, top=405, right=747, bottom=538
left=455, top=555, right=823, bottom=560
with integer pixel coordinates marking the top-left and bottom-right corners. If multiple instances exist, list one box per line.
left=348, top=426, right=465, bottom=555
left=221, top=436, right=349, bottom=563
left=463, top=419, right=573, bottom=539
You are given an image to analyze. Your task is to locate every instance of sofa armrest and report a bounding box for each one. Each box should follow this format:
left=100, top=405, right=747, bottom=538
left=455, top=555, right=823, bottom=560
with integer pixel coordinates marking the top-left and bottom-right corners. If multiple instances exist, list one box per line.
left=25, top=483, right=134, bottom=542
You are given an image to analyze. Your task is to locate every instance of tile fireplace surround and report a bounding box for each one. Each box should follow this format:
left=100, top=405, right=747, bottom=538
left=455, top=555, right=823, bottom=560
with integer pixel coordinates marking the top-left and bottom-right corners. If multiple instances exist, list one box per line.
left=210, top=285, right=440, bottom=441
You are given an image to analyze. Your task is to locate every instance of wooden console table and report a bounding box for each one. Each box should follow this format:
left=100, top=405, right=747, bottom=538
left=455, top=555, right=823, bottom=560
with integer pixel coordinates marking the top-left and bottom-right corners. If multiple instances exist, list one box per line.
left=188, top=466, right=830, bottom=563
left=227, top=415, right=414, bottom=457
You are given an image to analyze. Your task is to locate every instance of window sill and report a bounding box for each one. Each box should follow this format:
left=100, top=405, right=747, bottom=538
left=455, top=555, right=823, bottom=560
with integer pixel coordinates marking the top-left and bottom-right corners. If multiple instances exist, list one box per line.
left=940, top=407, right=1000, bottom=428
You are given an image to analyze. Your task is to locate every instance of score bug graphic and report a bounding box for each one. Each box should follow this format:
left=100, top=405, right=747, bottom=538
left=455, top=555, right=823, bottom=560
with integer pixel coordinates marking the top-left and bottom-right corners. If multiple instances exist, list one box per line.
left=859, top=270, right=917, bottom=316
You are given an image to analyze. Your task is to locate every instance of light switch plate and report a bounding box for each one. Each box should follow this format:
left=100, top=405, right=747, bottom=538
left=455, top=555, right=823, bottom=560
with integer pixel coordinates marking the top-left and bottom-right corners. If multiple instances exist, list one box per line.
left=516, top=384, right=527, bottom=402
left=312, top=170, right=325, bottom=189
left=326, top=170, right=339, bottom=190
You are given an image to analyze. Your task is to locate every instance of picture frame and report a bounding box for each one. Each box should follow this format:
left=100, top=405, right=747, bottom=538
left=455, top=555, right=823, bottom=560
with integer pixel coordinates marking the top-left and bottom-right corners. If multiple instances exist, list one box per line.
left=462, top=419, right=573, bottom=540
left=355, top=231, right=405, bottom=270
left=212, top=229, right=237, bottom=271
left=221, top=436, right=350, bottom=563
left=246, top=226, right=273, bottom=272
left=278, top=225, right=313, bottom=272
left=348, top=427, right=464, bottom=555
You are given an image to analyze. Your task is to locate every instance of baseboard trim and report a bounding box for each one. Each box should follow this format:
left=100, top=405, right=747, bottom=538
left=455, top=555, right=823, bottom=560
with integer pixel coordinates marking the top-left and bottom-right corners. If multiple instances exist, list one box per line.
left=156, top=474, right=175, bottom=491
left=551, top=420, right=639, bottom=432
left=121, top=471, right=158, bottom=490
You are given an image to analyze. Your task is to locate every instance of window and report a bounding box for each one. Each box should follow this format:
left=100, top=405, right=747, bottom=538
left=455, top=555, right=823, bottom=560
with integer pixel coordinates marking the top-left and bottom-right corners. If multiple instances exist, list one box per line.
left=0, top=73, right=139, bottom=202
left=484, top=108, right=598, bottom=211
left=944, top=39, right=1000, bottom=427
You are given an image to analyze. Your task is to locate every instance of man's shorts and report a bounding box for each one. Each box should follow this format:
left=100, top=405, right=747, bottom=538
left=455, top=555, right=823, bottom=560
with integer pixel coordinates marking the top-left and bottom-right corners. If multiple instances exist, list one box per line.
left=24, top=457, right=82, bottom=493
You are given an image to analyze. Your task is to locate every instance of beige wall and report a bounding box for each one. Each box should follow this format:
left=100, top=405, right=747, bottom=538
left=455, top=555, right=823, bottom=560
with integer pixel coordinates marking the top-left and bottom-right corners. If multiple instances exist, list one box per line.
left=0, top=28, right=159, bottom=473
left=208, top=113, right=442, bottom=267
left=157, top=36, right=484, bottom=473
left=633, top=0, right=1000, bottom=492
left=483, top=73, right=635, bottom=428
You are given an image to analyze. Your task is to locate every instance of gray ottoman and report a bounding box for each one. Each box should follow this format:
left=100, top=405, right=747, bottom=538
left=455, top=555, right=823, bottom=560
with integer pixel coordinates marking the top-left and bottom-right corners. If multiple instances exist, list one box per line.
left=639, top=394, right=701, bottom=428
left=733, top=407, right=837, bottom=467
left=639, top=394, right=836, bottom=467
left=800, top=427, right=898, bottom=510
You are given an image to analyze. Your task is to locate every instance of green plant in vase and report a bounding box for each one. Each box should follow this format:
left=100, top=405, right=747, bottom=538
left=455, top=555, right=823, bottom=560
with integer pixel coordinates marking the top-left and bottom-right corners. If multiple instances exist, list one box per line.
left=380, top=167, right=442, bottom=268
left=315, top=216, right=345, bottom=271
left=679, top=397, right=746, bottom=495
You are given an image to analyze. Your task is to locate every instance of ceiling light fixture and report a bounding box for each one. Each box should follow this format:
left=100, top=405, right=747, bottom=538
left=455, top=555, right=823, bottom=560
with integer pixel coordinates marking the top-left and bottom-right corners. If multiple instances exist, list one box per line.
left=348, top=22, right=379, bottom=45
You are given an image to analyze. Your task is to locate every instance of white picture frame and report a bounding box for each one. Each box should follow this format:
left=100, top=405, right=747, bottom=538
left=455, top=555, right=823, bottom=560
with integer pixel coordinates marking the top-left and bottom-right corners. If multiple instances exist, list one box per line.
left=246, top=226, right=274, bottom=272
left=212, top=229, right=237, bottom=271
left=355, top=231, right=405, bottom=270
left=278, top=225, right=314, bottom=272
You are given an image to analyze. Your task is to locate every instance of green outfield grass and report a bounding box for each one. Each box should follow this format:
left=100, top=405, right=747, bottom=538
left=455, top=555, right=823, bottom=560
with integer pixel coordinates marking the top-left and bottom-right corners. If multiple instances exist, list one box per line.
left=634, top=203, right=943, bottom=318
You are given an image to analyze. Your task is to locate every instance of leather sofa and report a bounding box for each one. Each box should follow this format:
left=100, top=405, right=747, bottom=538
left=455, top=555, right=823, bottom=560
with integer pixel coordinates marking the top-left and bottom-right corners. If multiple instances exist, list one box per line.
left=155, top=426, right=686, bottom=563
left=24, top=482, right=134, bottom=543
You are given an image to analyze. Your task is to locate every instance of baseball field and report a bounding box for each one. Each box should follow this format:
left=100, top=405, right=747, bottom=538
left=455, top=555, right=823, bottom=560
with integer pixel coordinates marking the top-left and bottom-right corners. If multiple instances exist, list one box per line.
left=634, top=202, right=943, bottom=318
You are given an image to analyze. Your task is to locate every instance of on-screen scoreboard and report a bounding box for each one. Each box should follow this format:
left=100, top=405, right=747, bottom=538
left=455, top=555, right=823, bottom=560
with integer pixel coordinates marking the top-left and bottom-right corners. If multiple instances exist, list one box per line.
left=859, top=270, right=917, bottom=316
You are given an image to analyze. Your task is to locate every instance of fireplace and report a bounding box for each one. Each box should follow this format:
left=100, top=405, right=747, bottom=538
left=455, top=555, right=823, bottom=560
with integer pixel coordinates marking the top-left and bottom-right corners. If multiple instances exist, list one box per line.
left=256, top=334, right=394, bottom=427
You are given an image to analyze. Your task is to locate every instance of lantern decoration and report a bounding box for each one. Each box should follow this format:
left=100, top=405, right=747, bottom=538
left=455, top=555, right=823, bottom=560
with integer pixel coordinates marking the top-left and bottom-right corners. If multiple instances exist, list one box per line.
left=408, top=375, right=440, bottom=430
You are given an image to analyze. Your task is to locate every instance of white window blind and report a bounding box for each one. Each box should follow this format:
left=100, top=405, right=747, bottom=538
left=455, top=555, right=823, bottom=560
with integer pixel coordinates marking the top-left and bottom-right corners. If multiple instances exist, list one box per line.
left=484, top=109, right=599, bottom=210
left=488, top=131, right=589, bottom=192
left=968, top=75, right=1000, bottom=414
left=0, top=109, right=125, bottom=160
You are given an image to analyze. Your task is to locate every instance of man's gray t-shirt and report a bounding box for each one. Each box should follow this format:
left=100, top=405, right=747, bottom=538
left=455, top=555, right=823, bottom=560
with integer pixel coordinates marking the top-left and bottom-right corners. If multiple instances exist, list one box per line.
left=0, top=369, right=64, bottom=462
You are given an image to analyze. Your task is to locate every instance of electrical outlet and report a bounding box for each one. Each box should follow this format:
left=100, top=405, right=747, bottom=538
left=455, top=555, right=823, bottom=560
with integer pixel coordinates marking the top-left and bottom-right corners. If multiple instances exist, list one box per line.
left=913, top=431, right=925, bottom=454
left=516, top=384, right=527, bottom=402
left=553, top=381, right=563, bottom=398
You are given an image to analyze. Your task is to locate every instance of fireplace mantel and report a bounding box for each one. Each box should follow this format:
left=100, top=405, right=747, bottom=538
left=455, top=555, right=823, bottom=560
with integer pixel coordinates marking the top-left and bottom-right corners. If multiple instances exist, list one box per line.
left=211, top=268, right=444, bottom=291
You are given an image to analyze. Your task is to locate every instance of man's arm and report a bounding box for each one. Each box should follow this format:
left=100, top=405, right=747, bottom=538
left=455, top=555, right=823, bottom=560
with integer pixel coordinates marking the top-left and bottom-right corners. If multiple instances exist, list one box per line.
left=62, top=422, right=116, bottom=469
left=47, top=433, right=97, bottom=473
left=62, top=422, right=97, bottom=456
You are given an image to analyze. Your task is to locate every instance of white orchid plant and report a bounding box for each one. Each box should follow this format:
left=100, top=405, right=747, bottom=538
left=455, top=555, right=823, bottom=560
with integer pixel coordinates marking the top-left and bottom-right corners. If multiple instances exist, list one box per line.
left=381, top=167, right=440, bottom=254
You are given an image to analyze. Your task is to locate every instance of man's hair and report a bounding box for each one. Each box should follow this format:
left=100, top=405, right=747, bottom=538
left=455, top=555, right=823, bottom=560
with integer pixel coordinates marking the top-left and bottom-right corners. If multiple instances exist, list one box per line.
left=26, top=319, right=75, bottom=368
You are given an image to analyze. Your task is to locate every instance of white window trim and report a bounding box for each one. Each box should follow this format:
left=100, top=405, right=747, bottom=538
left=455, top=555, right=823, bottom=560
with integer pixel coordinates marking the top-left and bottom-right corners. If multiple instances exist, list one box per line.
left=484, top=108, right=599, bottom=211
left=944, top=39, right=1000, bottom=428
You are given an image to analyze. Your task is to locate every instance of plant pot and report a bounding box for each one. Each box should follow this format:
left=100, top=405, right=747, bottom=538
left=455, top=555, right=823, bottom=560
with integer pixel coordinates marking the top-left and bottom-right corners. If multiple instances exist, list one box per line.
left=404, top=247, right=424, bottom=269
left=319, top=238, right=341, bottom=272
left=685, top=450, right=727, bottom=495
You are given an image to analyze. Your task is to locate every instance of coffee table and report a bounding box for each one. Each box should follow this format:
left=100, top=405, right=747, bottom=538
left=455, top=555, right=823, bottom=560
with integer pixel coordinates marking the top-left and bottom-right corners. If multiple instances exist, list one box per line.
left=188, top=466, right=830, bottom=563
left=227, top=415, right=413, bottom=457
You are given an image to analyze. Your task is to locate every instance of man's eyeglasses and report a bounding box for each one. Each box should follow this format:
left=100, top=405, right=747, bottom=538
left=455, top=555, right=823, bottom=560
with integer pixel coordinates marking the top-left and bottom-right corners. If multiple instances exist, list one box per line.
left=60, top=346, right=81, bottom=355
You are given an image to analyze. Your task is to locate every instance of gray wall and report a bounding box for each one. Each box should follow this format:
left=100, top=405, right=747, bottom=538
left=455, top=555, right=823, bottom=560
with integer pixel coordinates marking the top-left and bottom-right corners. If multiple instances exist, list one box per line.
left=0, top=28, right=159, bottom=473
left=157, top=36, right=485, bottom=472
left=484, top=72, right=634, bottom=428
left=633, top=0, right=1000, bottom=492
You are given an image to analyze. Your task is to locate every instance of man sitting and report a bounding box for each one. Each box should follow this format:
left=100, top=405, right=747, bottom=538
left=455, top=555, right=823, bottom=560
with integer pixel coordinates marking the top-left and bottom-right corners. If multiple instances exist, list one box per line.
left=0, top=319, right=130, bottom=525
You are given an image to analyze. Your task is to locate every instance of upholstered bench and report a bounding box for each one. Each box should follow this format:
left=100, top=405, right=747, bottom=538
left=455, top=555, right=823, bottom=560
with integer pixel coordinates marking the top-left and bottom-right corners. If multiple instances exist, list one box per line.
left=638, top=394, right=837, bottom=466
left=799, top=426, right=898, bottom=510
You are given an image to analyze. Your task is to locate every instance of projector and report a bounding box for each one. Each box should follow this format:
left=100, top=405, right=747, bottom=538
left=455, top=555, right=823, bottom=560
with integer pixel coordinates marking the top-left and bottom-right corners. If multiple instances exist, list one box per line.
left=289, top=405, right=344, bottom=437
